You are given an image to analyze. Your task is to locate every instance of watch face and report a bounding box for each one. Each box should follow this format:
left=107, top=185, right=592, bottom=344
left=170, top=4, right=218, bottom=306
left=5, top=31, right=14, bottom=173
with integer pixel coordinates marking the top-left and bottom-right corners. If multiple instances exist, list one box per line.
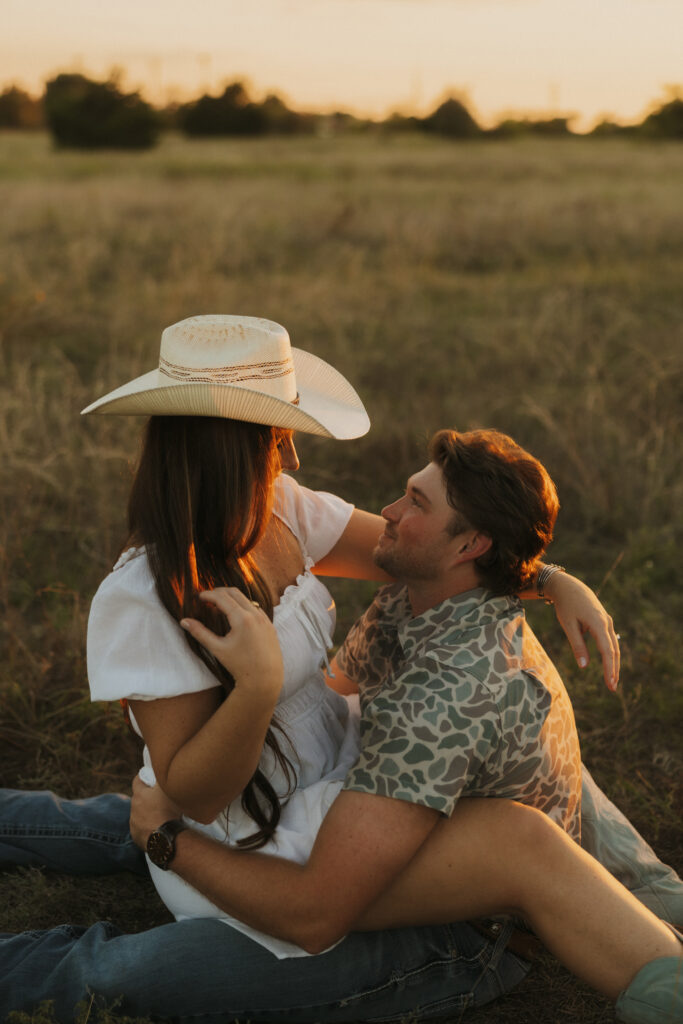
left=147, top=828, right=173, bottom=869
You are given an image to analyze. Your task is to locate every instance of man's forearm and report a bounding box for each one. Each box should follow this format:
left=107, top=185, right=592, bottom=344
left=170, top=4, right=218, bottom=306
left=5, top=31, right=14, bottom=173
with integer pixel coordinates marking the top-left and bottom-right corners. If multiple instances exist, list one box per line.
left=133, top=783, right=439, bottom=952
left=170, top=828, right=345, bottom=953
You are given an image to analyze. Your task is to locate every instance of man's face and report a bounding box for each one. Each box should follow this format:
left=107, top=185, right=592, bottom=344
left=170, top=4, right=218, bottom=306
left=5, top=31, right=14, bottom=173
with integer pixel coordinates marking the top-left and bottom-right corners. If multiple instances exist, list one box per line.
left=374, top=462, right=463, bottom=581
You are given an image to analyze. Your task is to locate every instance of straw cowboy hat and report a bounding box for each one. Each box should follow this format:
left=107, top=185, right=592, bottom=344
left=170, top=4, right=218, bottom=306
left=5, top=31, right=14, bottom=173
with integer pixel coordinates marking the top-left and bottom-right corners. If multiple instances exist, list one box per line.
left=81, top=314, right=370, bottom=440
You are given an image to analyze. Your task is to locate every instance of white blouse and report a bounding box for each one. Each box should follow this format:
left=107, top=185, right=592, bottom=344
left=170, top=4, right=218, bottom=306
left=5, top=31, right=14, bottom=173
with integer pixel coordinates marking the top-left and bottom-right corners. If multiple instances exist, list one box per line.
left=88, top=474, right=361, bottom=958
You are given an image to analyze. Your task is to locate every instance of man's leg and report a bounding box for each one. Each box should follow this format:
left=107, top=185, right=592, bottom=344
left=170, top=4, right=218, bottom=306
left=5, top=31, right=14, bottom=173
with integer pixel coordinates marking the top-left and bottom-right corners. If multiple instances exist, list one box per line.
left=581, top=765, right=683, bottom=926
left=0, top=789, right=145, bottom=875
left=0, top=917, right=530, bottom=1022
left=356, top=799, right=681, bottom=1006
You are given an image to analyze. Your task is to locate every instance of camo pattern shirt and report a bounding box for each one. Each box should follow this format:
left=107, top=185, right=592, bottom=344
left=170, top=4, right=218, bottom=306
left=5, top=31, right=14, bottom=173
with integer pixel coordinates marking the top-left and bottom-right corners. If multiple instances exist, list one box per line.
left=338, top=585, right=582, bottom=840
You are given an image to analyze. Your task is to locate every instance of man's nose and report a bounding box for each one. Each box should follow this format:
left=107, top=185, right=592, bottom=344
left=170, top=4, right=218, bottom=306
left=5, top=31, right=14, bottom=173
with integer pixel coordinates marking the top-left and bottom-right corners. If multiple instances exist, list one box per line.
left=381, top=497, right=402, bottom=521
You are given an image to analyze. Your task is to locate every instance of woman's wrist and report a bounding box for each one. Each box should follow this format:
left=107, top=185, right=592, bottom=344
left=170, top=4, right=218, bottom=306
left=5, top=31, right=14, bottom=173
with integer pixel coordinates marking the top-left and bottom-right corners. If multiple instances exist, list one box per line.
left=536, top=563, right=566, bottom=603
left=231, top=671, right=283, bottom=706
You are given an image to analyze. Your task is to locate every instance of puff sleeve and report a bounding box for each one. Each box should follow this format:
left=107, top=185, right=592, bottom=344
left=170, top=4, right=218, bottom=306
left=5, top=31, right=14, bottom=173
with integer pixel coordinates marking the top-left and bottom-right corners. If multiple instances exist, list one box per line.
left=274, top=474, right=354, bottom=564
left=87, top=551, right=220, bottom=704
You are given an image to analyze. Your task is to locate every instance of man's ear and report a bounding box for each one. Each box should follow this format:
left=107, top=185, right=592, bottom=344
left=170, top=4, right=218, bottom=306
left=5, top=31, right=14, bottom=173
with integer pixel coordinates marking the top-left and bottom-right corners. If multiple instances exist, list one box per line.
left=451, top=530, right=492, bottom=566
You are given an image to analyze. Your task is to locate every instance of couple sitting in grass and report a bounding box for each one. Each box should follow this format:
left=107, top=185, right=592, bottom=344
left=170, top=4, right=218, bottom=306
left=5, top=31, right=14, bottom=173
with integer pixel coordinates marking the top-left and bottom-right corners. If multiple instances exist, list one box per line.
left=0, top=315, right=681, bottom=1023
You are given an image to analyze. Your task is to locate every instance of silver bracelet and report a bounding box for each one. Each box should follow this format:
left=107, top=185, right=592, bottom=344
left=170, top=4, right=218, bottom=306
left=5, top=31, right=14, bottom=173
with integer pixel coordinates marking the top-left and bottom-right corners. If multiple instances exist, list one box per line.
left=536, top=563, right=566, bottom=602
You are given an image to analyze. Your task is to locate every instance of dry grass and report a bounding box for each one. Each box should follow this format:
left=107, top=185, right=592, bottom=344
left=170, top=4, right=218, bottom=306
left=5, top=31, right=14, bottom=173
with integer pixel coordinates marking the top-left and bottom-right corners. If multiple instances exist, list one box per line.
left=1, top=130, right=682, bottom=1023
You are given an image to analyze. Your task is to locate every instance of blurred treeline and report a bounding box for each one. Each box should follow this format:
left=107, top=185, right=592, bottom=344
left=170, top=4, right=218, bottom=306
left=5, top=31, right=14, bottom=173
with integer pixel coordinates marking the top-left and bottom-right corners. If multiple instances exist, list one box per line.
left=1, top=74, right=682, bottom=148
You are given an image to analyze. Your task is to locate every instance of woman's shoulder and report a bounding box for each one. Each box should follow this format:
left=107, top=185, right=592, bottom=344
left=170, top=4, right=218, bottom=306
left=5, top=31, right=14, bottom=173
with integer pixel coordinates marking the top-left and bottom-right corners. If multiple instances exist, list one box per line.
left=112, top=546, right=147, bottom=573
left=274, top=474, right=354, bottom=564
left=91, top=547, right=157, bottom=607
left=88, top=546, right=219, bottom=703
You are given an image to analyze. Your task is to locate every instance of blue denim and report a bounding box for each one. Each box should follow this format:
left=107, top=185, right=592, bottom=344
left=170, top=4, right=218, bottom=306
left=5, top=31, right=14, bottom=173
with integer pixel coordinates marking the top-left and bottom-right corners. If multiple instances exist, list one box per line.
left=581, top=767, right=683, bottom=926
left=0, top=789, right=530, bottom=1022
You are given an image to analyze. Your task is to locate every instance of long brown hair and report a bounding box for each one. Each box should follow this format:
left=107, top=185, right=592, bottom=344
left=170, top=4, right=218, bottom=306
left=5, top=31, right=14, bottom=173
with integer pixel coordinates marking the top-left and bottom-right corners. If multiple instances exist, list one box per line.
left=127, top=415, right=296, bottom=849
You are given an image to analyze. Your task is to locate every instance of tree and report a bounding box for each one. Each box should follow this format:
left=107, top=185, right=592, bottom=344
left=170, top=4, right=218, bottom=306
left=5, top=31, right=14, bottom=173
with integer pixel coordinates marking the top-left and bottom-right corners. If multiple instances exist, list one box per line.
left=0, top=86, right=43, bottom=129
left=179, top=82, right=266, bottom=136
left=43, top=74, right=159, bottom=149
left=421, top=97, right=481, bottom=138
left=382, top=112, right=422, bottom=133
left=639, top=96, right=683, bottom=139
left=260, top=93, right=311, bottom=134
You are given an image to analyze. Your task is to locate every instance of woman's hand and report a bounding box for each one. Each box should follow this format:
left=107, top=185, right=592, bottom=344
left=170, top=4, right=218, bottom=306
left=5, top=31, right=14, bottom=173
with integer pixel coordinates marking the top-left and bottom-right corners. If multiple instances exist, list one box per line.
left=181, top=587, right=284, bottom=702
left=130, top=588, right=283, bottom=824
left=544, top=572, right=620, bottom=691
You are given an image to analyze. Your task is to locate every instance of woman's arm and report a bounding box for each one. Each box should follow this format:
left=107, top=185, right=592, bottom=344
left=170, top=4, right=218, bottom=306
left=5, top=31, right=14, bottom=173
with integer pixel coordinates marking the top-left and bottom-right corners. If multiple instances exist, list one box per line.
left=315, top=508, right=619, bottom=688
left=312, top=510, right=391, bottom=580
left=525, top=566, right=620, bottom=690
left=323, top=656, right=358, bottom=696
left=131, top=588, right=284, bottom=823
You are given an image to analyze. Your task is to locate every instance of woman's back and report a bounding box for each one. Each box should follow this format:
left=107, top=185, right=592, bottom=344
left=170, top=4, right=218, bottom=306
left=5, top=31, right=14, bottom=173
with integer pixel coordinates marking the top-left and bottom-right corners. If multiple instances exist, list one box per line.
left=88, top=474, right=362, bottom=956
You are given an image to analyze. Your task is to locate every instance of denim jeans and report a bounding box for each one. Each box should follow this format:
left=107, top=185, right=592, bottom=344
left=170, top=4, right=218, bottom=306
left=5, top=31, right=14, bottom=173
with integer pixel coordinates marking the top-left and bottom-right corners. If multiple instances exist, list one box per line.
left=0, top=789, right=530, bottom=1022
left=580, top=767, right=683, bottom=925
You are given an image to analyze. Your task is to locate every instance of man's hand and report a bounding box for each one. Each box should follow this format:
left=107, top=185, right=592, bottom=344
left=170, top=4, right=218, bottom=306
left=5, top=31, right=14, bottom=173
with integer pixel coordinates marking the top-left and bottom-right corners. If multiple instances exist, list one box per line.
left=130, top=775, right=183, bottom=850
left=545, top=572, right=620, bottom=691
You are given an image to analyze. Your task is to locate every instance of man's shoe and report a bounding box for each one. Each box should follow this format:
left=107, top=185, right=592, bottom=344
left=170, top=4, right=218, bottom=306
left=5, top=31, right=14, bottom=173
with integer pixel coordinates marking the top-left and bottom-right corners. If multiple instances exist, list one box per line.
left=616, top=956, right=683, bottom=1023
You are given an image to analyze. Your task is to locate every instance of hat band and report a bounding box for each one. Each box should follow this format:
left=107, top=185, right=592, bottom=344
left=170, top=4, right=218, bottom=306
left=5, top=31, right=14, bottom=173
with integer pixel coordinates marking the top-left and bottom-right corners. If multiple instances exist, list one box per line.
left=159, top=355, right=295, bottom=385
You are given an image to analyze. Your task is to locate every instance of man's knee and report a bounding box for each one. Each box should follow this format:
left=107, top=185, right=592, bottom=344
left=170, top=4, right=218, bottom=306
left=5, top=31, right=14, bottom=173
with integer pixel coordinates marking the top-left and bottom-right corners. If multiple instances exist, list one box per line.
left=497, top=801, right=566, bottom=860
left=454, top=797, right=554, bottom=852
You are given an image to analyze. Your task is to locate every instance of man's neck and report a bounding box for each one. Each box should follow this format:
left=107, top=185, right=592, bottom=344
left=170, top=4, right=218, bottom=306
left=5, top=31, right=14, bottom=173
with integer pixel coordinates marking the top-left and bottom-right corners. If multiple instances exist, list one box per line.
left=406, top=569, right=481, bottom=618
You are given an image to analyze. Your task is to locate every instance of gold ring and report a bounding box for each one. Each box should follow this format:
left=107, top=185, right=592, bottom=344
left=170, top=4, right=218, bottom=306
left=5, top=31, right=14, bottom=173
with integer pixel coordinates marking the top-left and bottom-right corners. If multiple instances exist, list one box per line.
left=251, top=600, right=260, bottom=609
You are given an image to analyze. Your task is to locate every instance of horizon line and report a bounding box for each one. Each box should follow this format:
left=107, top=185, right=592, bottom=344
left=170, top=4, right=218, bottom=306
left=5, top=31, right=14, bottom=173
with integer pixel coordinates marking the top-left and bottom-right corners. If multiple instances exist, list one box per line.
left=2, top=69, right=680, bottom=132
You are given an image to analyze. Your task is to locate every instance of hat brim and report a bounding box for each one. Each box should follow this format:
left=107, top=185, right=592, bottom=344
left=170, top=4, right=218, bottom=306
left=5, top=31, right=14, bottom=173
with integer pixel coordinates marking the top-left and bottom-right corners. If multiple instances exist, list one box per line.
left=80, top=347, right=370, bottom=440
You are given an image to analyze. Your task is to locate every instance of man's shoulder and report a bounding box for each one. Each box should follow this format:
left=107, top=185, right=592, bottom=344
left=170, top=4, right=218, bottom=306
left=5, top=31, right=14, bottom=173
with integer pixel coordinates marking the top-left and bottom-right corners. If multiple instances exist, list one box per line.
left=420, top=597, right=565, bottom=711
left=424, top=593, right=525, bottom=676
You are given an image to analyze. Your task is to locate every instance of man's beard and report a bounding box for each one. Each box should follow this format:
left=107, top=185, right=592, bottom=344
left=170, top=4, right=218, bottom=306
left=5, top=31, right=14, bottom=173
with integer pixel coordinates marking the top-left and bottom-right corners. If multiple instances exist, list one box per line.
left=373, top=541, right=439, bottom=582
left=372, top=543, right=397, bottom=577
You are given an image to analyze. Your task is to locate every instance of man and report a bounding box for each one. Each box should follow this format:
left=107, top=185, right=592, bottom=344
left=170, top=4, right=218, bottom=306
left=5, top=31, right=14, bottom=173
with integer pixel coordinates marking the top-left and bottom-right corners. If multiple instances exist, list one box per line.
left=0, top=429, right=680, bottom=1022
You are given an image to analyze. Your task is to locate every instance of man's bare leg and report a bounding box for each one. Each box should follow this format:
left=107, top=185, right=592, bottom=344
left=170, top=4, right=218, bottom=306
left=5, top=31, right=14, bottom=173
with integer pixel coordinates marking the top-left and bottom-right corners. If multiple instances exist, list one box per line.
left=356, top=798, right=681, bottom=1001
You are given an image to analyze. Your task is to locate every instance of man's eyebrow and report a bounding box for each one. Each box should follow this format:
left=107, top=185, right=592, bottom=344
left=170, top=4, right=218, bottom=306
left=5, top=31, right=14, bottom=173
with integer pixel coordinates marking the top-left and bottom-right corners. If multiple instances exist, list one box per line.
left=407, top=482, right=432, bottom=506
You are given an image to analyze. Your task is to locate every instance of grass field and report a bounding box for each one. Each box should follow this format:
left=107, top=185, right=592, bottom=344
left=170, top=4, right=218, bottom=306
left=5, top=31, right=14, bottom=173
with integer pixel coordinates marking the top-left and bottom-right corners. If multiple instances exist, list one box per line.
left=0, top=129, right=682, bottom=1023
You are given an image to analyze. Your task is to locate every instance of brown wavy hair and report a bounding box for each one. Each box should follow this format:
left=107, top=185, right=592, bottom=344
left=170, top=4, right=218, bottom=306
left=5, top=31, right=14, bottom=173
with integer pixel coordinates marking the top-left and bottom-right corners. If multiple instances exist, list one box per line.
left=126, top=415, right=296, bottom=849
left=429, top=428, right=559, bottom=595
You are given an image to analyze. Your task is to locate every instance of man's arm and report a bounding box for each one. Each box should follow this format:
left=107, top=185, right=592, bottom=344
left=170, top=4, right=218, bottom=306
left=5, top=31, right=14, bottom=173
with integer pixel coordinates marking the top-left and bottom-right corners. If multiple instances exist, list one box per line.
left=131, top=778, right=438, bottom=953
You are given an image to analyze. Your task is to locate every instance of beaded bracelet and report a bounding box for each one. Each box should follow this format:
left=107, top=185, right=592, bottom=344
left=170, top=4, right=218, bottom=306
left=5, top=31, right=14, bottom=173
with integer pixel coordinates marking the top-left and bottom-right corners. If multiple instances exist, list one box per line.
left=536, top=563, right=566, bottom=602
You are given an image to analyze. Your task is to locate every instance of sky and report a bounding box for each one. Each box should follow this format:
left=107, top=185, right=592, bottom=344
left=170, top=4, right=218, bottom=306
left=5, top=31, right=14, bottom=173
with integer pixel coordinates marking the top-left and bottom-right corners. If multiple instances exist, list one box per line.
left=3, top=0, right=682, bottom=130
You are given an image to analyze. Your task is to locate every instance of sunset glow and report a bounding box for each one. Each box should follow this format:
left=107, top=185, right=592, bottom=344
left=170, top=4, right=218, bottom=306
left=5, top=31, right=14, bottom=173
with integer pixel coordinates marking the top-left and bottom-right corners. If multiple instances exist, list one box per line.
left=4, top=0, right=682, bottom=130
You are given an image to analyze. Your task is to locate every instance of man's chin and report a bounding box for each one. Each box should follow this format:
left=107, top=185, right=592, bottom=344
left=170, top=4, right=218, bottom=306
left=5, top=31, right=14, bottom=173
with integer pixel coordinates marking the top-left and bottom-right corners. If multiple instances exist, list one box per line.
left=373, top=546, right=396, bottom=576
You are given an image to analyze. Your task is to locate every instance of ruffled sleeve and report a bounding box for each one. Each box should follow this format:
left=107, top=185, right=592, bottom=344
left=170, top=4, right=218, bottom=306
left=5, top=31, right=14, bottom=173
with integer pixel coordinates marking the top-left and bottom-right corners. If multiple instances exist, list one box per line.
left=87, top=551, right=220, bottom=703
left=274, top=474, right=354, bottom=565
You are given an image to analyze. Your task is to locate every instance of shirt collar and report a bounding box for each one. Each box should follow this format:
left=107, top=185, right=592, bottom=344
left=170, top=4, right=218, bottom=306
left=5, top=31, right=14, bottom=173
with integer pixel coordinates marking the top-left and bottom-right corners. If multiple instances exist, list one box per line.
left=375, top=583, right=518, bottom=661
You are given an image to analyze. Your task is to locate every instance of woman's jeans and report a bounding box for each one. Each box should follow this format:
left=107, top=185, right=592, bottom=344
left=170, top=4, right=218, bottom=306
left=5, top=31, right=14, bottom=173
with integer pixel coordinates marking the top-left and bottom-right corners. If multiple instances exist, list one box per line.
left=0, top=789, right=530, bottom=1022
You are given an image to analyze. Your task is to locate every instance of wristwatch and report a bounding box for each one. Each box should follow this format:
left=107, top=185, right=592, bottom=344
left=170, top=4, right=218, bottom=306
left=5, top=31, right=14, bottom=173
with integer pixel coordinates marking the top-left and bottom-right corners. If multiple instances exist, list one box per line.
left=146, top=819, right=188, bottom=870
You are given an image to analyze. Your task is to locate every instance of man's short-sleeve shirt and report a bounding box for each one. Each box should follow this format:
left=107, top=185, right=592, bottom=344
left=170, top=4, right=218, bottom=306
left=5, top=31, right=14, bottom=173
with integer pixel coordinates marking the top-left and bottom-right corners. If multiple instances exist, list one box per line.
left=337, top=585, right=582, bottom=840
